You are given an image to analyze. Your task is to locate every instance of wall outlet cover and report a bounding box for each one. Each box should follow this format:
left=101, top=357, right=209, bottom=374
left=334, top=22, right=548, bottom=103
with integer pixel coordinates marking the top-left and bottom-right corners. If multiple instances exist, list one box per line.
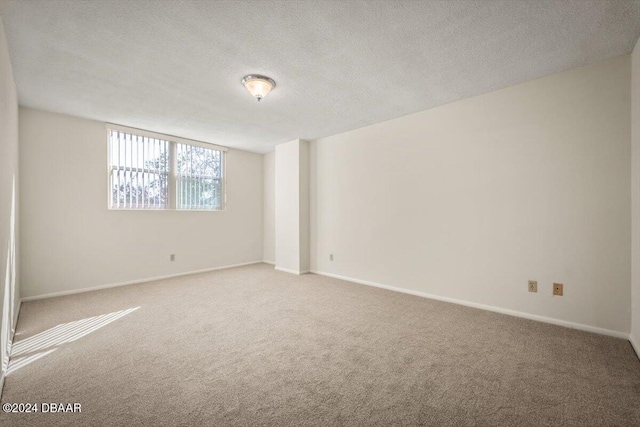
left=553, top=282, right=563, bottom=296
left=528, top=280, right=537, bottom=292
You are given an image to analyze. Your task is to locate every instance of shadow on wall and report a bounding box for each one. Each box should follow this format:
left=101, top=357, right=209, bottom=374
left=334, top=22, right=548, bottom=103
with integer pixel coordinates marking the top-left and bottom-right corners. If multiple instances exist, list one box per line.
left=1, top=175, right=16, bottom=377
left=8, top=307, right=140, bottom=375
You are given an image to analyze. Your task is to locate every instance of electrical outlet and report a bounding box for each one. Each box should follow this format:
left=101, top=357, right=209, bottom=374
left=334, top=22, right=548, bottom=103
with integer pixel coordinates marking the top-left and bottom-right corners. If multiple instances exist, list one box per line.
left=170, top=254, right=175, bottom=262
left=528, top=280, right=537, bottom=292
left=553, top=282, right=563, bottom=296
left=329, top=254, right=334, bottom=261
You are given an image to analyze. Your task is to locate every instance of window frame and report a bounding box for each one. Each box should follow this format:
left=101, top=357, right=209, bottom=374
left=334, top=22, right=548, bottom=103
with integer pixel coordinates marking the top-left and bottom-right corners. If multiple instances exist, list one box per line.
left=106, top=123, right=228, bottom=211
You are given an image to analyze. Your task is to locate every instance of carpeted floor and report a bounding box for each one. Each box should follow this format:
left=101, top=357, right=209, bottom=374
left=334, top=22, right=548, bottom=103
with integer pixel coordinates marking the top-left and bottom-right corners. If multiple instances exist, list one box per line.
left=1, top=263, right=639, bottom=426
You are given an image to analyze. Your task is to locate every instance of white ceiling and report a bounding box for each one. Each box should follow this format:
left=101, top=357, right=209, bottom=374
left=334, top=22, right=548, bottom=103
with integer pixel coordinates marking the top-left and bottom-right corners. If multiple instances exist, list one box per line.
left=1, top=0, right=639, bottom=153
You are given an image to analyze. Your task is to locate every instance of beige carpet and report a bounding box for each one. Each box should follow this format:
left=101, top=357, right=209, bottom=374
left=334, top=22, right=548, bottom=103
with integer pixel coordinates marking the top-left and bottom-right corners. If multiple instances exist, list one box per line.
left=1, top=263, right=639, bottom=426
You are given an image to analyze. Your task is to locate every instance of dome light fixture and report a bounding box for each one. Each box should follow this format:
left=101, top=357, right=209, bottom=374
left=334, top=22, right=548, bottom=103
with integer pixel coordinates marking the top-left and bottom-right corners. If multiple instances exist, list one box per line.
left=241, top=74, right=276, bottom=101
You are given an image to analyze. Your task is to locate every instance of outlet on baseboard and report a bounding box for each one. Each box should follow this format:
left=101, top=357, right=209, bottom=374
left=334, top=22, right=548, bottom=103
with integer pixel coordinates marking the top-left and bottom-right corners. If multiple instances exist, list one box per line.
left=170, top=254, right=175, bottom=262
left=329, top=254, right=334, bottom=261
left=528, top=280, right=537, bottom=292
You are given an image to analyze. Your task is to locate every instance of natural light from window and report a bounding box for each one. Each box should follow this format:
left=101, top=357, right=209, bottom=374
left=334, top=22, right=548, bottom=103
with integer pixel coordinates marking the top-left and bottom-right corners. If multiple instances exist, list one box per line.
left=8, top=307, right=140, bottom=375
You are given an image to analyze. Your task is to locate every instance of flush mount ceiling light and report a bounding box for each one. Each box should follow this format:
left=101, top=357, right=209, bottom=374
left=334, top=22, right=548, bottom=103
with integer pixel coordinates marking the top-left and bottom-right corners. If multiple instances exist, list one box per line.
left=241, top=74, right=276, bottom=101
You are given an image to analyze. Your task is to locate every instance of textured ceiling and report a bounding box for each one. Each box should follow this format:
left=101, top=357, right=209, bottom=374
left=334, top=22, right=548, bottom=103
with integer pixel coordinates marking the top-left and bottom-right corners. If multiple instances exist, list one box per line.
left=1, top=0, right=639, bottom=153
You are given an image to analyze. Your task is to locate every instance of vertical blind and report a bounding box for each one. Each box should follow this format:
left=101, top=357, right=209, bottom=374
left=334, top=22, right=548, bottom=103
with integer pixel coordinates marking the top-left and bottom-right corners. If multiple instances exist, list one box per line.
left=176, top=143, right=223, bottom=210
left=109, top=130, right=170, bottom=209
left=108, top=128, right=225, bottom=210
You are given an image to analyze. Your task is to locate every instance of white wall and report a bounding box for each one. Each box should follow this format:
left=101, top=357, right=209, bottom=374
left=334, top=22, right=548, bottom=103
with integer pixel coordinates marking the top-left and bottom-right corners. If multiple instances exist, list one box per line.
left=0, top=19, right=19, bottom=391
left=632, top=40, right=640, bottom=351
left=299, top=141, right=310, bottom=274
left=263, top=151, right=275, bottom=264
left=275, top=140, right=301, bottom=273
left=311, top=56, right=631, bottom=335
left=19, top=108, right=264, bottom=298
left=275, top=139, right=309, bottom=274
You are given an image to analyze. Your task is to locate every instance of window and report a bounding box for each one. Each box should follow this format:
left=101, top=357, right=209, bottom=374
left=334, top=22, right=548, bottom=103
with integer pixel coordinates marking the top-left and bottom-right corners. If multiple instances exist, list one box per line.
left=176, top=143, right=224, bottom=210
left=108, top=125, right=226, bottom=210
left=108, top=130, right=170, bottom=209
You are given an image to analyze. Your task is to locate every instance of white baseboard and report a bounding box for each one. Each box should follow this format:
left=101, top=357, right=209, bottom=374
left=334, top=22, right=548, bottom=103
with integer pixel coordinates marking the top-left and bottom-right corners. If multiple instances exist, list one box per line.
left=310, top=270, right=630, bottom=340
left=262, top=260, right=276, bottom=265
left=12, top=299, right=21, bottom=339
left=21, top=261, right=265, bottom=302
left=630, top=334, right=640, bottom=359
left=274, top=266, right=310, bottom=275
